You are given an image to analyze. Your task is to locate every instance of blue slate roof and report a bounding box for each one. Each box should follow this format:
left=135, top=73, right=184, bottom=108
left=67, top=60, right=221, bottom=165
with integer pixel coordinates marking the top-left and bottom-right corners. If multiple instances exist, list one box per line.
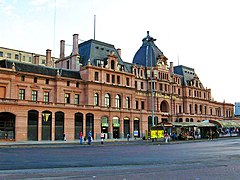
left=78, top=39, right=129, bottom=72
left=132, top=31, right=164, bottom=67
left=174, top=65, right=196, bottom=86
left=0, top=60, right=81, bottom=79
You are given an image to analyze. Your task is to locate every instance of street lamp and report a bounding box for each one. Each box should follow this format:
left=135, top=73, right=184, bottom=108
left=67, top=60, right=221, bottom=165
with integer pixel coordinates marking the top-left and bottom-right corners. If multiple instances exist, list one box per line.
left=145, top=31, right=156, bottom=127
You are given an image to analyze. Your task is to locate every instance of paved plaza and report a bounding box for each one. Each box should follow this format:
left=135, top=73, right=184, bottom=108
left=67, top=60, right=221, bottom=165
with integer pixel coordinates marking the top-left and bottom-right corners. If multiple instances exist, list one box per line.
left=0, top=138, right=240, bottom=179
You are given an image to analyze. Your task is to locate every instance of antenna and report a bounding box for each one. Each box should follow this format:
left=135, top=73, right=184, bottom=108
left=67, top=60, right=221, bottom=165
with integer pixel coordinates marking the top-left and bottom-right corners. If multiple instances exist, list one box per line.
left=177, top=54, right=180, bottom=66
left=94, top=15, right=96, bottom=40
left=53, top=0, right=57, bottom=56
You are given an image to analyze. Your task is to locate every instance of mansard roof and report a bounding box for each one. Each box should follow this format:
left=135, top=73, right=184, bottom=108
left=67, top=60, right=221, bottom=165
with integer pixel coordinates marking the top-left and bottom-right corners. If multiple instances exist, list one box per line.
left=132, top=31, right=164, bottom=67
left=174, top=65, right=204, bottom=88
left=0, top=60, right=81, bottom=79
left=78, top=39, right=130, bottom=72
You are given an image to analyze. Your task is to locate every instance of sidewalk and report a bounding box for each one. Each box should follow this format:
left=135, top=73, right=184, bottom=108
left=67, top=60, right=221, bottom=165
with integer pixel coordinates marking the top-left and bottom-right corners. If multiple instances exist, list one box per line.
left=0, top=136, right=239, bottom=148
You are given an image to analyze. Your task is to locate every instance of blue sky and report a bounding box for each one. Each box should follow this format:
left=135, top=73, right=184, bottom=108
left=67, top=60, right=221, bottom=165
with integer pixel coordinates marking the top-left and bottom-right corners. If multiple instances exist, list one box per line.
left=1, top=0, right=240, bottom=104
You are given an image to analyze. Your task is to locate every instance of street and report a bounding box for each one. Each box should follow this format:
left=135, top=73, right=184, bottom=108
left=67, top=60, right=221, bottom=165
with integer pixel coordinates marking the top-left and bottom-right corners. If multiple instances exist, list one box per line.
left=0, top=138, right=240, bottom=179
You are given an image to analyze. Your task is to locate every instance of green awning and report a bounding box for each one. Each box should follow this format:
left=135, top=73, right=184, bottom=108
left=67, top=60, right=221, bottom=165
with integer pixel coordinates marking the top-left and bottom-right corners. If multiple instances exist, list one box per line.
left=172, top=122, right=216, bottom=128
left=209, top=120, right=240, bottom=128
left=102, top=123, right=109, bottom=127
left=113, top=123, right=120, bottom=127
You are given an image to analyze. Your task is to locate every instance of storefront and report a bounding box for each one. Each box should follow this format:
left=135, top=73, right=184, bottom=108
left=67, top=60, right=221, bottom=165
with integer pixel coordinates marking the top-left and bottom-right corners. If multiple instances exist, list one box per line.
left=112, top=117, right=120, bottom=138
left=101, top=116, right=109, bottom=139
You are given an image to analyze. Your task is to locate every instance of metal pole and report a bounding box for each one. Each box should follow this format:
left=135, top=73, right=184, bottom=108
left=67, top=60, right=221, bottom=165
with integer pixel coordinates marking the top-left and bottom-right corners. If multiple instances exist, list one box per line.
left=94, top=15, right=96, bottom=40
left=146, top=33, right=155, bottom=127
left=150, top=46, right=155, bottom=126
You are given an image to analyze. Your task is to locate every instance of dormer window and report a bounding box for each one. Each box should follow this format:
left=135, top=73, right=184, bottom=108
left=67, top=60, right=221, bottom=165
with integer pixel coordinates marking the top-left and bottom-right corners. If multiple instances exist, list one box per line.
left=111, top=60, right=115, bottom=70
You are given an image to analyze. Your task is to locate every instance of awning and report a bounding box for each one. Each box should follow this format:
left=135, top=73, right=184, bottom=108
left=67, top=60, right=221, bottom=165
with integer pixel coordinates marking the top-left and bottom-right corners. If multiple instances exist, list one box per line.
left=172, top=122, right=216, bottom=128
left=209, top=120, right=240, bottom=128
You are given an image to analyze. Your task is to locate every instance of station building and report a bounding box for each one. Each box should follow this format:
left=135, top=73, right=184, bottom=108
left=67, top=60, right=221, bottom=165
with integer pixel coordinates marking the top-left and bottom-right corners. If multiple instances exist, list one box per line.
left=0, top=32, right=235, bottom=141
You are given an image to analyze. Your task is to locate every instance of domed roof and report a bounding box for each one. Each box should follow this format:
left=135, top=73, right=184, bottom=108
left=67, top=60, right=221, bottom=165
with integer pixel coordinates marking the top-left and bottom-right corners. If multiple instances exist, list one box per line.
left=132, top=31, right=164, bottom=67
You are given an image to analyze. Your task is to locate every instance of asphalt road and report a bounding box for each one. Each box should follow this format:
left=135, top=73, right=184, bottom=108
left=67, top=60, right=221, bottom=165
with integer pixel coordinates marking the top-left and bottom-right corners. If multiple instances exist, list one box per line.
left=1, top=139, right=240, bottom=180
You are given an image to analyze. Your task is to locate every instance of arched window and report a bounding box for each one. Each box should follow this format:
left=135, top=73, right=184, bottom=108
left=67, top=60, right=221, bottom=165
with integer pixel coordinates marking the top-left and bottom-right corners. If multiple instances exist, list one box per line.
left=111, top=60, right=115, bottom=70
left=94, top=93, right=99, bottom=106
left=126, top=97, right=130, bottom=109
left=115, top=94, right=121, bottom=108
left=186, top=118, right=189, bottom=122
left=104, top=93, right=110, bottom=107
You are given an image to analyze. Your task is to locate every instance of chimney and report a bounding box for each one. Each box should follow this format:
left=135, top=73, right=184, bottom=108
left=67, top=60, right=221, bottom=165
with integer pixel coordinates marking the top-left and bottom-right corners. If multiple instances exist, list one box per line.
left=117, top=48, right=121, bottom=57
left=46, top=49, right=52, bottom=67
left=72, top=34, right=79, bottom=55
left=60, top=40, right=65, bottom=59
left=170, top=62, right=174, bottom=76
left=34, top=55, right=39, bottom=65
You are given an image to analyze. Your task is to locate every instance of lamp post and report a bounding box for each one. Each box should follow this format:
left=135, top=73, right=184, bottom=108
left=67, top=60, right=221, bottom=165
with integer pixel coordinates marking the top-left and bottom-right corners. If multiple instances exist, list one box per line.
left=145, top=31, right=156, bottom=127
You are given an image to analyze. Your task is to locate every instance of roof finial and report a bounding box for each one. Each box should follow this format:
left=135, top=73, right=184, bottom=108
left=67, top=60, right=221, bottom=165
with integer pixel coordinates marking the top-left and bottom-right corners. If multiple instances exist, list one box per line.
left=147, top=31, right=149, bottom=36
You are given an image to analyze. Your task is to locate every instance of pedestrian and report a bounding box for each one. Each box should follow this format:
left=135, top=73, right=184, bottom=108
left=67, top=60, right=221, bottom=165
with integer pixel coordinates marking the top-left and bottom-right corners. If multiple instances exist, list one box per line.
left=101, top=133, right=105, bottom=144
left=165, top=132, right=169, bottom=143
left=79, top=132, right=83, bottom=145
left=127, top=133, right=130, bottom=141
left=88, top=130, right=92, bottom=145
left=63, top=133, right=66, bottom=141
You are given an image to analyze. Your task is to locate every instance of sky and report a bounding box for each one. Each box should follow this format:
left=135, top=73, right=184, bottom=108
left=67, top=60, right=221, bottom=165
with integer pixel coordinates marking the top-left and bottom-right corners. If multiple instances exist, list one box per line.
left=1, top=0, right=240, bottom=104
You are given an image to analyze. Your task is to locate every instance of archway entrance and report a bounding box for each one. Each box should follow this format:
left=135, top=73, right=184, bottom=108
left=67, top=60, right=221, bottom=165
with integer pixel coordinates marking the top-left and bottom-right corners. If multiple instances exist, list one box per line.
left=112, top=117, right=120, bottom=139
left=101, top=116, right=109, bottom=139
left=124, top=117, right=130, bottom=138
left=134, top=118, right=140, bottom=138
left=75, top=113, right=83, bottom=139
left=55, top=111, right=64, bottom=140
left=86, top=113, right=94, bottom=139
left=28, top=110, right=38, bottom=141
left=0, top=112, right=15, bottom=140
left=42, top=111, right=52, bottom=140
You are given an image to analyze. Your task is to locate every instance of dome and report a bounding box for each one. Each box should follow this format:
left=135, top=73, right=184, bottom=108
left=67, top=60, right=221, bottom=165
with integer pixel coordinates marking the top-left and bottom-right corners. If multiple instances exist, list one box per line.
left=132, top=31, right=164, bottom=67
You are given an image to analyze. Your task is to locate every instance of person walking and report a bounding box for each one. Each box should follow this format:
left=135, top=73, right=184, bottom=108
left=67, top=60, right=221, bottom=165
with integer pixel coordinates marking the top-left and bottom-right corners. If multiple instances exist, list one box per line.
left=165, top=132, right=169, bottom=143
left=127, top=133, right=130, bottom=141
left=88, top=130, right=92, bottom=145
left=79, top=132, right=83, bottom=145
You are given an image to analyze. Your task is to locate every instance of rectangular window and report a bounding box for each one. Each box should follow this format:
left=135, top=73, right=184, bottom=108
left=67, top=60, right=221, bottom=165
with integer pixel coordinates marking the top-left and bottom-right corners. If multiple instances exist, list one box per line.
left=67, top=60, right=70, bottom=69
left=0, top=51, right=3, bottom=57
left=135, top=81, right=137, bottom=89
left=65, top=93, right=70, bottom=104
left=43, top=92, right=49, bottom=104
left=19, top=89, right=25, bottom=100
left=126, top=78, right=130, bottom=86
left=112, top=75, right=115, bottom=83
left=7, top=53, right=11, bottom=58
left=46, top=79, right=49, bottom=84
left=22, top=56, right=25, bottom=61
left=160, top=83, right=163, bottom=91
left=136, top=101, right=139, bottom=110
left=106, top=74, right=110, bottom=82
left=74, top=94, right=80, bottom=105
left=76, top=82, right=79, bottom=88
left=21, top=76, right=25, bottom=81
left=95, top=72, right=99, bottom=81
left=34, top=77, right=37, bottom=83
left=117, top=76, right=120, bottom=84
left=67, top=81, right=70, bottom=86
left=42, top=59, right=46, bottom=64
left=141, top=82, right=144, bottom=89
left=141, top=101, right=145, bottom=110
left=32, top=90, right=37, bottom=102
left=29, top=57, right=32, bottom=62
left=15, top=54, right=19, bottom=60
